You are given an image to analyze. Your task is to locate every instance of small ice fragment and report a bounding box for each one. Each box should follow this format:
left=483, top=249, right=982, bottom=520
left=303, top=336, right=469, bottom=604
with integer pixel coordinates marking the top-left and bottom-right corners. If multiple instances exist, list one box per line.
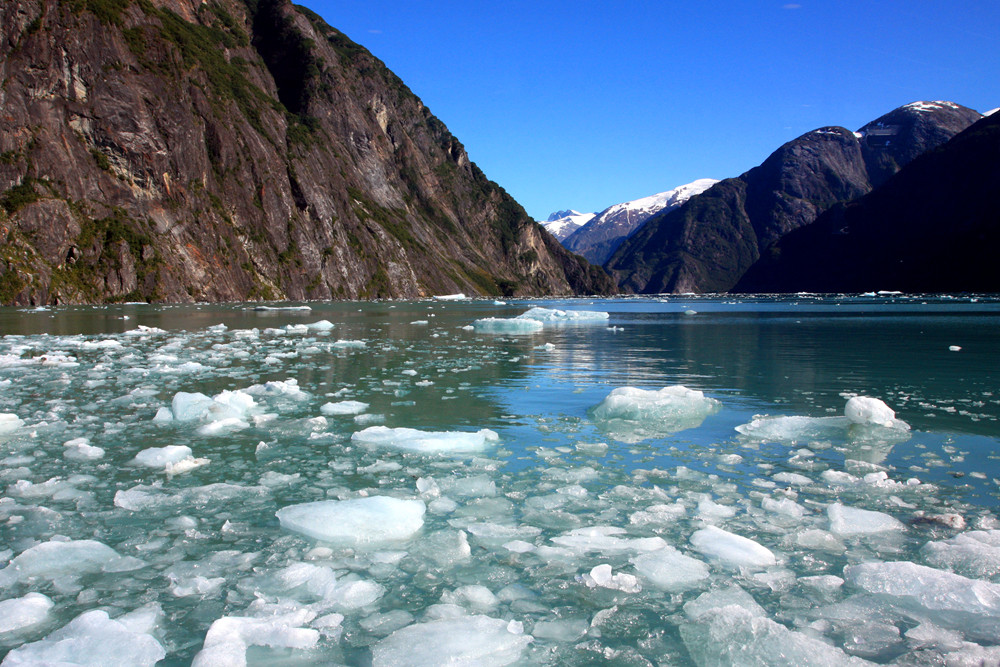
left=441, top=585, right=499, bottom=611
left=689, top=525, right=776, bottom=569
left=579, top=564, right=642, bottom=593
left=472, top=317, right=544, bottom=334
left=306, top=320, right=335, bottom=330
left=827, top=503, right=905, bottom=536
left=0, top=538, right=142, bottom=587
left=276, top=496, right=425, bottom=546
left=371, top=615, right=532, bottom=667
left=63, top=437, right=105, bottom=461
left=192, top=611, right=319, bottom=667
left=133, top=445, right=194, bottom=468
left=844, top=396, right=906, bottom=429
left=949, top=345, right=962, bottom=352
left=321, top=400, right=370, bottom=416
left=433, top=293, right=467, bottom=301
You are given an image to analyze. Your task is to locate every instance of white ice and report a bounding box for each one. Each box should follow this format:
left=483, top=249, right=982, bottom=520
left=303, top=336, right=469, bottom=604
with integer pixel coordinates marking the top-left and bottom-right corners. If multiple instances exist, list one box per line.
left=320, top=400, right=370, bottom=416
left=472, top=317, right=544, bottom=334
left=276, top=496, right=426, bottom=545
left=578, top=563, right=642, bottom=593
left=2, top=604, right=165, bottom=666
left=590, top=386, right=721, bottom=443
left=689, top=525, right=777, bottom=569
left=0, top=538, right=144, bottom=588
left=133, top=445, right=194, bottom=467
left=351, top=426, right=499, bottom=454
left=549, top=526, right=667, bottom=556
left=371, top=615, right=531, bottom=667
left=516, top=307, right=609, bottom=323
left=922, top=530, right=1000, bottom=578
left=844, top=396, right=909, bottom=429
left=827, top=503, right=905, bottom=536
left=0, top=592, right=53, bottom=634
left=0, top=413, right=23, bottom=434
left=630, top=546, right=710, bottom=591
left=191, top=609, right=319, bottom=667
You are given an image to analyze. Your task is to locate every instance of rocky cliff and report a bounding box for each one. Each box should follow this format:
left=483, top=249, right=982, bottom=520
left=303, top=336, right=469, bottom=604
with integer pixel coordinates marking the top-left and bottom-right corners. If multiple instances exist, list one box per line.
left=0, top=0, right=613, bottom=305
left=605, top=102, right=982, bottom=294
left=734, top=111, right=1000, bottom=293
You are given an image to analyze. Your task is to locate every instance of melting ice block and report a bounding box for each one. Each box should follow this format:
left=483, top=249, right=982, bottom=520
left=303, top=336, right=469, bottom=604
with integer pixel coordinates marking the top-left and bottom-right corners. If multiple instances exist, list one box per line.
left=631, top=546, right=710, bottom=591
left=192, top=610, right=319, bottom=667
left=680, top=587, right=871, bottom=666
left=516, top=307, right=609, bottom=323
left=133, top=445, right=194, bottom=468
left=844, top=396, right=908, bottom=429
left=689, top=525, right=776, bottom=569
left=0, top=413, right=23, bottom=434
left=351, top=426, right=499, bottom=454
left=590, top=386, right=720, bottom=443
left=0, top=538, right=144, bottom=587
left=0, top=593, right=53, bottom=634
left=472, top=317, right=544, bottom=334
left=276, top=496, right=426, bottom=545
left=321, top=400, right=370, bottom=416
left=2, top=605, right=165, bottom=666
left=371, top=615, right=531, bottom=667
left=827, top=503, right=905, bottom=536
left=845, top=561, right=1000, bottom=640
left=550, top=526, right=667, bottom=556
left=922, top=530, right=1000, bottom=578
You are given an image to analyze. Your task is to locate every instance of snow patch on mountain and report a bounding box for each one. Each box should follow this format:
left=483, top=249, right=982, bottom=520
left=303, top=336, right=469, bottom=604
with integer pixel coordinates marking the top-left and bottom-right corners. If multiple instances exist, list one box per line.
left=539, top=210, right=596, bottom=241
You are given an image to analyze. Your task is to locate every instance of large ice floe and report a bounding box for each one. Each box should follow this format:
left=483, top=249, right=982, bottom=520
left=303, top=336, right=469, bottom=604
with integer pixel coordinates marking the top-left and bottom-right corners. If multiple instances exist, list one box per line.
left=1, top=299, right=1000, bottom=665
left=590, top=385, right=721, bottom=442
left=473, top=306, right=608, bottom=334
left=276, top=496, right=426, bottom=545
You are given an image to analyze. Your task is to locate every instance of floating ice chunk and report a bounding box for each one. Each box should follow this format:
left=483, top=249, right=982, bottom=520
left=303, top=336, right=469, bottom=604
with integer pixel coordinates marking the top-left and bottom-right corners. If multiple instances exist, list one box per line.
left=0, top=592, right=53, bottom=634
left=165, top=457, right=210, bottom=475
left=441, top=585, right=499, bottom=611
left=827, top=503, right=905, bottom=536
left=949, top=345, right=962, bottom=352
left=794, top=529, right=846, bottom=553
left=579, top=564, right=642, bottom=593
left=473, top=317, right=544, bottom=334
left=63, top=437, right=104, bottom=461
left=845, top=560, right=1000, bottom=640
left=124, top=324, right=167, bottom=335
left=0, top=538, right=143, bottom=587
left=681, top=589, right=870, bottom=667
left=518, top=307, right=609, bottom=323
left=630, top=502, right=687, bottom=526
left=371, top=615, right=531, bottom=667
left=683, top=585, right=766, bottom=621
left=772, top=472, right=813, bottom=485
left=689, top=525, right=776, bottom=569
left=631, top=546, right=710, bottom=591
left=352, top=426, right=499, bottom=454
left=170, top=392, right=215, bottom=421
left=321, top=400, right=369, bottom=416
left=114, top=482, right=268, bottom=511
left=246, top=378, right=308, bottom=399
left=0, top=413, right=23, bottom=434
left=306, top=319, right=334, bottom=330
left=433, top=293, right=467, bottom=301
left=921, top=530, right=1000, bottom=578
left=2, top=605, right=165, bottom=667
left=192, top=610, right=319, bottom=667
left=333, top=339, right=367, bottom=348
left=762, top=497, right=807, bottom=518
left=328, top=578, right=385, bottom=610
left=844, top=396, right=907, bottom=428
left=590, top=386, right=721, bottom=443
left=736, top=415, right=847, bottom=442
left=276, top=496, right=425, bottom=546
left=550, top=526, right=667, bottom=555
left=133, top=445, right=193, bottom=468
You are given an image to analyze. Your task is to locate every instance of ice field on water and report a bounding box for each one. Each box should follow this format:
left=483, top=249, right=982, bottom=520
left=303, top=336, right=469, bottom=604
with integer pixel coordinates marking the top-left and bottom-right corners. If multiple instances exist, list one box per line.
left=2, top=294, right=1000, bottom=666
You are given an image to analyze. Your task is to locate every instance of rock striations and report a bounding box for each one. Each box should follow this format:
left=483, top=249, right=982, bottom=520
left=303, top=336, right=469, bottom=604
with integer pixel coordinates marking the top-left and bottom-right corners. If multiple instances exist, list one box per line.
left=605, top=101, right=982, bottom=294
left=0, top=0, right=613, bottom=305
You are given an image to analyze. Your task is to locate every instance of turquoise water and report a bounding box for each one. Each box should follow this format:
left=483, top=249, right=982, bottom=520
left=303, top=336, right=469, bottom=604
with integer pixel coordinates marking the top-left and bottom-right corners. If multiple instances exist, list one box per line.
left=1, top=295, right=999, bottom=665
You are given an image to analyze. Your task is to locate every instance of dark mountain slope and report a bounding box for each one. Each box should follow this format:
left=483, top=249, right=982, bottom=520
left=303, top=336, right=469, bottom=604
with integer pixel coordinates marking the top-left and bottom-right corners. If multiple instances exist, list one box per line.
left=734, top=112, right=1000, bottom=293
left=605, top=102, right=981, bottom=294
left=0, top=0, right=612, bottom=304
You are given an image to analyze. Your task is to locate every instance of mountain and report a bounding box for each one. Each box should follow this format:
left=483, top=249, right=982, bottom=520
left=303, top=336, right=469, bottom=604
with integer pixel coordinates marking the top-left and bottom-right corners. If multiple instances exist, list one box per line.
left=0, top=0, right=613, bottom=305
left=562, top=178, right=718, bottom=265
left=540, top=210, right=595, bottom=241
left=605, top=101, right=982, bottom=294
left=734, top=111, right=1000, bottom=293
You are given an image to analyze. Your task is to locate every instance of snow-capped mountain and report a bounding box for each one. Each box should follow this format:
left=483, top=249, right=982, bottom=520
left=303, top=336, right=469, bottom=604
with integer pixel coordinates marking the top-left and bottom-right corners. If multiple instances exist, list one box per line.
left=539, top=210, right=596, bottom=241
left=561, top=178, right=718, bottom=264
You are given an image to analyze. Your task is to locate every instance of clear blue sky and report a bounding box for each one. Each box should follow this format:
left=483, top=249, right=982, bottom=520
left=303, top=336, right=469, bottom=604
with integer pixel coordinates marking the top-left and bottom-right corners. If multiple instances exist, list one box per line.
left=300, top=0, right=999, bottom=220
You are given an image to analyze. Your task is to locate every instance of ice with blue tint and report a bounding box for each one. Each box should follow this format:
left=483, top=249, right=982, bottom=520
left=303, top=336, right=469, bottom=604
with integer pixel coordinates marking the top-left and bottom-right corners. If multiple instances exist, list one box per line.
left=1, top=296, right=1000, bottom=665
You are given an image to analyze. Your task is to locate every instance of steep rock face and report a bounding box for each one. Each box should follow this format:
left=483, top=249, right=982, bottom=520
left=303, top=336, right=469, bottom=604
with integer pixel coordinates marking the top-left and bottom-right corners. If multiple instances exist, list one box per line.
left=562, top=178, right=717, bottom=265
left=0, top=0, right=613, bottom=305
left=734, top=112, right=1000, bottom=293
left=606, top=102, right=981, bottom=294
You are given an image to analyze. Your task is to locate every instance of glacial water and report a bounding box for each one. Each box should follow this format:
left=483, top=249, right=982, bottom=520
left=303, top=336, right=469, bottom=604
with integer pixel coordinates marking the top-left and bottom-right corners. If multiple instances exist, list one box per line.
left=1, top=295, right=1000, bottom=666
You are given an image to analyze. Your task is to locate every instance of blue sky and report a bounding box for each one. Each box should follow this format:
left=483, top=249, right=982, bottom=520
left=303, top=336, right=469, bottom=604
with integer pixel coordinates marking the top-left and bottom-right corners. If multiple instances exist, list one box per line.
left=301, top=0, right=999, bottom=220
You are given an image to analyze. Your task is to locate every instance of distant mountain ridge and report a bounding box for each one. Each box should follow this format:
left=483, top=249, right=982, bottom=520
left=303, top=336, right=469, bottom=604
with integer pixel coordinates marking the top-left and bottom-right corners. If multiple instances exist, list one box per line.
left=734, top=111, right=1000, bottom=293
left=562, top=178, right=718, bottom=265
left=605, top=101, right=983, bottom=294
